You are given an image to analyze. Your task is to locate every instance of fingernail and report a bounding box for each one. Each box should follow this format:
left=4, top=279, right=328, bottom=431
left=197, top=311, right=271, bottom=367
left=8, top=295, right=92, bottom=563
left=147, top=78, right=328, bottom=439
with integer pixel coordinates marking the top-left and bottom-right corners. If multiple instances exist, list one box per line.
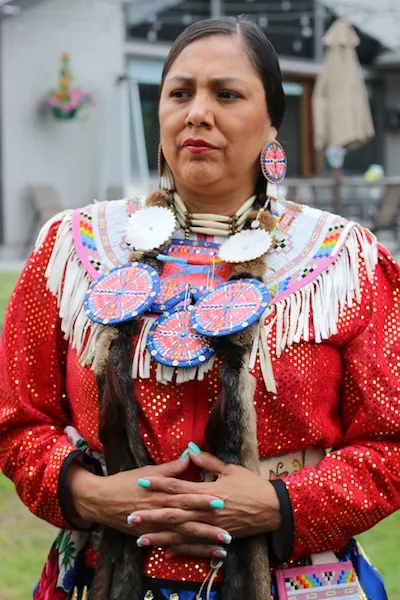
left=217, top=532, right=232, bottom=544
left=127, top=514, right=141, bottom=525
left=164, top=551, right=175, bottom=560
left=179, top=448, right=189, bottom=461
left=188, top=441, right=201, bottom=455
left=213, top=549, right=227, bottom=559
left=137, top=537, right=151, bottom=547
left=137, top=478, right=151, bottom=488
left=210, top=499, right=225, bottom=510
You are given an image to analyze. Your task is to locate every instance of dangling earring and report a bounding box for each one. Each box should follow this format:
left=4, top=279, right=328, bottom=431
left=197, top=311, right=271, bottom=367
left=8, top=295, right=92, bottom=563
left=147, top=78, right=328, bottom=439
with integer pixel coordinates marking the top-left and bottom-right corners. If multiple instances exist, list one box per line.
left=260, top=140, right=287, bottom=211
left=157, top=144, right=175, bottom=192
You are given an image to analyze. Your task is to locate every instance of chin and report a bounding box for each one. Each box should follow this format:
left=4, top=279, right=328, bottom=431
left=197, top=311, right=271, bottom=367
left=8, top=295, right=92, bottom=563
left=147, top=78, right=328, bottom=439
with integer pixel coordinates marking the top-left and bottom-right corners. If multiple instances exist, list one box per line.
left=178, top=163, right=220, bottom=189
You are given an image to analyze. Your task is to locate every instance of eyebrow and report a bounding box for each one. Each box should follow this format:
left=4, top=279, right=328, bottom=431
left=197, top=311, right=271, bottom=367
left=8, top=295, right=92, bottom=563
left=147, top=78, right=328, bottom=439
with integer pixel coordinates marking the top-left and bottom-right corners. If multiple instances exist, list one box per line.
left=165, top=75, right=247, bottom=86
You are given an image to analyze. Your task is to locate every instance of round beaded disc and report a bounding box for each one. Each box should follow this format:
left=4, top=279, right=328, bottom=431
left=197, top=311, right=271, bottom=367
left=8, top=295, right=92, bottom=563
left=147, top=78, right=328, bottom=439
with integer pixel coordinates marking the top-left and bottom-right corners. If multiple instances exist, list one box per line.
left=190, top=279, right=270, bottom=337
left=84, top=263, right=160, bottom=325
left=147, top=310, right=215, bottom=368
left=261, top=140, right=287, bottom=184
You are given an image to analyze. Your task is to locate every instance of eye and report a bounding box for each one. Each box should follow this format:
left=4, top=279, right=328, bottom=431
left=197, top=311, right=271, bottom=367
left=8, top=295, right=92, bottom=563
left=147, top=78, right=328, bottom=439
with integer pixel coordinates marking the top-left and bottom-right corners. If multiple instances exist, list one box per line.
left=218, top=90, right=241, bottom=100
left=170, top=90, right=191, bottom=99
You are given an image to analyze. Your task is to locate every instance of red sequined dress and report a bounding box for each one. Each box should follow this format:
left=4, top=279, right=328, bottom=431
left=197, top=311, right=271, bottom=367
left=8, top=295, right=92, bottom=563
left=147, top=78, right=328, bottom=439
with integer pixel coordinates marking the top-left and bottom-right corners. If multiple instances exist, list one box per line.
left=0, top=198, right=399, bottom=599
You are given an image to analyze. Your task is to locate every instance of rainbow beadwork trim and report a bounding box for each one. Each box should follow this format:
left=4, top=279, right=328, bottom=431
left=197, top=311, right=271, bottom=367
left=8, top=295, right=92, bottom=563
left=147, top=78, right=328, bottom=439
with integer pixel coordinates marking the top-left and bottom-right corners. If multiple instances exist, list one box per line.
left=276, top=561, right=361, bottom=600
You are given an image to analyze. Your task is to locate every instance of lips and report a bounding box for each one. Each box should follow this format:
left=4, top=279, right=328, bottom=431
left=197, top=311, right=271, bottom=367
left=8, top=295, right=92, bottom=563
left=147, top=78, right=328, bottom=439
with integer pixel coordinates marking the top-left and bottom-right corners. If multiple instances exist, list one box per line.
left=183, top=138, right=218, bottom=149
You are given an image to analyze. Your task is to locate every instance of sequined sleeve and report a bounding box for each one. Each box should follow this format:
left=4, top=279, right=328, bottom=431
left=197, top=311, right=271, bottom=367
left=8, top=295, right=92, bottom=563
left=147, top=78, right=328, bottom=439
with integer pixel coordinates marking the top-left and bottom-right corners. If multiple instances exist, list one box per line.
left=282, top=245, right=400, bottom=560
left=0, top=223, right=76, bottom=528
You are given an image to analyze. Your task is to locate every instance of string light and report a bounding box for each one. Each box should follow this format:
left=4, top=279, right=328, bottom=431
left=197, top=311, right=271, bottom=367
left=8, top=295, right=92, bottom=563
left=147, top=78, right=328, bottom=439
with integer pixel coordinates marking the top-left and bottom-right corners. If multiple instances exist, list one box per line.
left=302, top=26, right=313, bottom=38
left=147, top=29, right=157, bottom=42
left=258, top=14, right=268, bottom=28
left=293, top=39, right=303, bottom=52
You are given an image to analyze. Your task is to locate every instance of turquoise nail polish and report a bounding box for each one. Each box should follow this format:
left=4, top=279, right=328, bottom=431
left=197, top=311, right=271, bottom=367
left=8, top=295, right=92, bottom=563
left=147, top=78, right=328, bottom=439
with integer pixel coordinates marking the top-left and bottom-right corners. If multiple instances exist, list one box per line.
left=188, top=441, right=201, bottom=455
left=210, top=499, right=225, bottom=510
left=214, top=549, right=227, bottom=559
left=218, top=532, right=232, bottom=544
left=137, top=537, right=150, bottom=548
left=127, top=514, right=140, bottom=525
left=137, top=478, right=151, bottom=488
left=180, top=448, right=189, bottom=461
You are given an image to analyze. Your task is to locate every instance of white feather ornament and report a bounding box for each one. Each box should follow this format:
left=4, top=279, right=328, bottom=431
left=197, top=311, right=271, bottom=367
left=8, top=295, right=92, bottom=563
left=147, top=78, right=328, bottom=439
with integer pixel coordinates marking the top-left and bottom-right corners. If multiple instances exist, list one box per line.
left=125, top=206, right=177, bottom=251
left=218, top=229, right=273, bottom=263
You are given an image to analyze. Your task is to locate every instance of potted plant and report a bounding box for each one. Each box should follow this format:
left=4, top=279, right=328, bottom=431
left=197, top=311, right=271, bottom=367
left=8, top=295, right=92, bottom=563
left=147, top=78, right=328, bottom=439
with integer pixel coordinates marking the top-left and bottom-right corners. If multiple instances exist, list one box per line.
left=47, top=53, right=90, bottom=120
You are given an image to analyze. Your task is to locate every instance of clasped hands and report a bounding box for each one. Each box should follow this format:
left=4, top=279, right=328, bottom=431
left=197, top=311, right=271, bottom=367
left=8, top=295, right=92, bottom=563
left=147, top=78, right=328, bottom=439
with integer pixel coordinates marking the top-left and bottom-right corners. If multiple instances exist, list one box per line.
left=81, top=443, right=281, bottom=560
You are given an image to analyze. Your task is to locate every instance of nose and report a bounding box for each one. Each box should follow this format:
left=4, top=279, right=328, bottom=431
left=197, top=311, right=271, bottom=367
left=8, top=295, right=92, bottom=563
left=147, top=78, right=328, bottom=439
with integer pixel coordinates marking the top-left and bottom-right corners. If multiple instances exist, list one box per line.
left=184, top=92, right=214, bottom=129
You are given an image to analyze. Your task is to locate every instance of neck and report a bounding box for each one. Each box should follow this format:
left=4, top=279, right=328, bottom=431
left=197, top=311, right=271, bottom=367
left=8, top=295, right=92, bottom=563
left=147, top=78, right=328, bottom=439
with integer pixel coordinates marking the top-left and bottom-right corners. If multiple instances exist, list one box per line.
left=174, top=181, right=257, bottom=216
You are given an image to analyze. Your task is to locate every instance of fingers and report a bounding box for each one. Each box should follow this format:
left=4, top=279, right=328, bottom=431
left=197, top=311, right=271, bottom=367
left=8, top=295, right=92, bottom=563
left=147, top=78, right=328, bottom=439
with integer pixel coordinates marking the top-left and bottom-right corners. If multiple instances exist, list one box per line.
left=130, top=507, right=200, bottom=526
left=151, top=455, right=190, bottom=477
left=136, top=520, right=226, bottom=548
left=187, top=449, right=231, bottom=476
left=137, top=475, right=211, bottom=496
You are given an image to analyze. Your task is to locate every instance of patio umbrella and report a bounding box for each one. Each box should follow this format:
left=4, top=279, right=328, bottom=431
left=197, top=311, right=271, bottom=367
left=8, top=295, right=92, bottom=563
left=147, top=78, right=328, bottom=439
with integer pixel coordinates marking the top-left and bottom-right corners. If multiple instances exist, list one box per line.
left=312, top=19, right=375, bottom=212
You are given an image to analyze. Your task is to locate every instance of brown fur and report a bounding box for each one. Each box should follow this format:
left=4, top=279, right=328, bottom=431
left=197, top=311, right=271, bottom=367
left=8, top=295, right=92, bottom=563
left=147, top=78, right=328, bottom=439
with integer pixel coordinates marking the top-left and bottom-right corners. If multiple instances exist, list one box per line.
left=128, top=250, right=144, bottom=262
left=145, top=189, right=171, bottom=209
left=92, top=327, right=119, bottom=376
left=246, top=209, right=277, bottom=232
left=231, top=256, right=266, bottom=281
left=90, top=323, right=148, bottom=600
left=206, top=254, right=271, bottom=599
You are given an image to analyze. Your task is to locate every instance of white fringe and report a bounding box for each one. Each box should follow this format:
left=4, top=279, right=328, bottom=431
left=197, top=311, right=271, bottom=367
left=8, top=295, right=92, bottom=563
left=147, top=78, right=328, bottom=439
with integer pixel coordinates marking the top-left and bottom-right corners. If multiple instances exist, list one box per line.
left=258, top=225, right=378, bottom=393
left=42, top=212, right=101, bottom=365
left=132, top=316, right=156, bottom=380
left=41, top=214, right=377, bottom=390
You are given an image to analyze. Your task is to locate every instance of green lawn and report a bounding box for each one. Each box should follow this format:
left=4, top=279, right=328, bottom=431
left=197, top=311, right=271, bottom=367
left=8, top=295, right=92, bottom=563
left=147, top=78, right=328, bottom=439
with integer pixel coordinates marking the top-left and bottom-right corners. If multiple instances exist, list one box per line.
left=0, top=272, right=19, bottom=322
left=0, top=272, right=399, bottom=598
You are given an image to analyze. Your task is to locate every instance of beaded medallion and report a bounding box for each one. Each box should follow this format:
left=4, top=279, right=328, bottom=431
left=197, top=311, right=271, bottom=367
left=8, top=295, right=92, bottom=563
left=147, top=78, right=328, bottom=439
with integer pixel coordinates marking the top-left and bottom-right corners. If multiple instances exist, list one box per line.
left=190, top=279, right=270, bottom=337
left=147, top=309, right=215, bottom=368
left=84, top=263, right=160, bottom=325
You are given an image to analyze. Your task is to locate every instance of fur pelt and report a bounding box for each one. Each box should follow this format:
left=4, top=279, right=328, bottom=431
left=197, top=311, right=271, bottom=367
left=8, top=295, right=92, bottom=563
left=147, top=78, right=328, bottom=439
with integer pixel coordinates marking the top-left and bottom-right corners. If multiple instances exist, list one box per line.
left=90, top=189, right=170, bottom=600
left=90, top=323, right=149, bottom=600
left=208, top=247, right=272, bottom=598
left=247, top=208, right=277, bottom=233
left=91, top=327, right=119, bottom=376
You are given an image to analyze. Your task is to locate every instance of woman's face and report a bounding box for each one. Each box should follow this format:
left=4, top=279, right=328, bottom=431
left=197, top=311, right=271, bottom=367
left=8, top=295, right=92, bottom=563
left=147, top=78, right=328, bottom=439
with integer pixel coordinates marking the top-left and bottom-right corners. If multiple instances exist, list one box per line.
left=159, top=35, right=277, bottom=195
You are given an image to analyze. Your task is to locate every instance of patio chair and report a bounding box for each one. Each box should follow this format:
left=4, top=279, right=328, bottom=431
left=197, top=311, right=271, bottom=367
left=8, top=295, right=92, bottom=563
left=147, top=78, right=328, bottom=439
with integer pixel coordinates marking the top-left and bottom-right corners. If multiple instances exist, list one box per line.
left=370, top=184, right=400, bottom=242
left=26, top=184, right=63, bottom=250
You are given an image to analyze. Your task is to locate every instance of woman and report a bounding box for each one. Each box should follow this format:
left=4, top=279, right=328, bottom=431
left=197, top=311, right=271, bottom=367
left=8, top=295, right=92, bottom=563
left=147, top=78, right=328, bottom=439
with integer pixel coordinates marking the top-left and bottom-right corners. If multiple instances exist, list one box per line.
left=0, top=16, right=399, bottom=600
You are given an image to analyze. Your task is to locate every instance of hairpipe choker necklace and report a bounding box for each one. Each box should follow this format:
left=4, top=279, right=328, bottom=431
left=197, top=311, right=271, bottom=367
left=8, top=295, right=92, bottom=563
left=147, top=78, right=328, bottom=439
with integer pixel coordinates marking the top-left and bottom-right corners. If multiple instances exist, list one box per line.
left=172, top=192, right=256, bottom=238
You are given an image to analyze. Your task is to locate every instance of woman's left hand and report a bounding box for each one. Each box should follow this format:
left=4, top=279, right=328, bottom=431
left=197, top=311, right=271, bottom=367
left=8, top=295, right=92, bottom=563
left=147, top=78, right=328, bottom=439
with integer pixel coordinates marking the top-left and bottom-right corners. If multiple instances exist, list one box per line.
left=129, top=449, right=281, bottom=558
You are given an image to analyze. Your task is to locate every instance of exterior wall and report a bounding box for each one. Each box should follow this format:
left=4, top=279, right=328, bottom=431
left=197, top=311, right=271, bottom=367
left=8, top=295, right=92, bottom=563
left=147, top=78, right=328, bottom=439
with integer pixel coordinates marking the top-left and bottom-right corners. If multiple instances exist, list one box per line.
left=0, top=0, right=125, bottom=249
left=385, top=72, right=400, bottom=177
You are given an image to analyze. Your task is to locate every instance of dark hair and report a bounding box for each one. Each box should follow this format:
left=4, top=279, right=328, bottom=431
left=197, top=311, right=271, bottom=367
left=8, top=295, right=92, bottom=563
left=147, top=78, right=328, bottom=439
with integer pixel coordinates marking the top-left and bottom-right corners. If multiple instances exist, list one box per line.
left=159, top=16, right=286, bottom=130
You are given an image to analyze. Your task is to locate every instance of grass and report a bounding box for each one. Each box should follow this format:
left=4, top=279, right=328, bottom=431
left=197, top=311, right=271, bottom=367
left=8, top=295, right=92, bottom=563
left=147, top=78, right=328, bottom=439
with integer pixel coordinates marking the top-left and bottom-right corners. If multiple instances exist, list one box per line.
left=0, top=272, right=19, bottom=322
left=0, top=272, right=399, bottom=598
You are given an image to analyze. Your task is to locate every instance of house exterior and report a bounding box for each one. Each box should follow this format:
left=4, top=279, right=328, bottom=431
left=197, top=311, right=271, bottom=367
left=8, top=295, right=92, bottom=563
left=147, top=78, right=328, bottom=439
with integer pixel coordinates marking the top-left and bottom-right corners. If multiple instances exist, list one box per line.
left=0, top=0, right=399, bottom=254
left=0, top=0, right=127, bottom=253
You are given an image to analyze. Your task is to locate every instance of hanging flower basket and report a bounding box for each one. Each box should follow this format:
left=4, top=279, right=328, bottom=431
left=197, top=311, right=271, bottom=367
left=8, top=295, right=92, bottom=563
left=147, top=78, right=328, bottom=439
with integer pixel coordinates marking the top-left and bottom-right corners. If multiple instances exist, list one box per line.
left=47, top=53, right=91, bottom=121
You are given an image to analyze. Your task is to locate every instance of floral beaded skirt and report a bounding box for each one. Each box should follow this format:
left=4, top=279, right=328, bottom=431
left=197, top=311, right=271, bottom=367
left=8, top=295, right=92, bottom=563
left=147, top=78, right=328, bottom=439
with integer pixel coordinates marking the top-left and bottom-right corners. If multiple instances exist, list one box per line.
left=32, top=535, right=387, bottom=600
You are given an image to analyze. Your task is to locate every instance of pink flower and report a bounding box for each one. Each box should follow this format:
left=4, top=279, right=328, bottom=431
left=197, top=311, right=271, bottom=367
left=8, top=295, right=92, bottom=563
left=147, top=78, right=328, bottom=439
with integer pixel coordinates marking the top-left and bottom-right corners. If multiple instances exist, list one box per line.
left=34, top=547, right=67, bottom=600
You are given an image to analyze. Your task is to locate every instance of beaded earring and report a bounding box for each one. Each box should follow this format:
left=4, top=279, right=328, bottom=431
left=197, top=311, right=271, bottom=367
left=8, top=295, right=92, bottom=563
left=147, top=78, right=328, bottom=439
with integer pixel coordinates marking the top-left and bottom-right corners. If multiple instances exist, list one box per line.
left=157, top=144, right=175, bottom=192
left=260, top=139, right=287, bottom=208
